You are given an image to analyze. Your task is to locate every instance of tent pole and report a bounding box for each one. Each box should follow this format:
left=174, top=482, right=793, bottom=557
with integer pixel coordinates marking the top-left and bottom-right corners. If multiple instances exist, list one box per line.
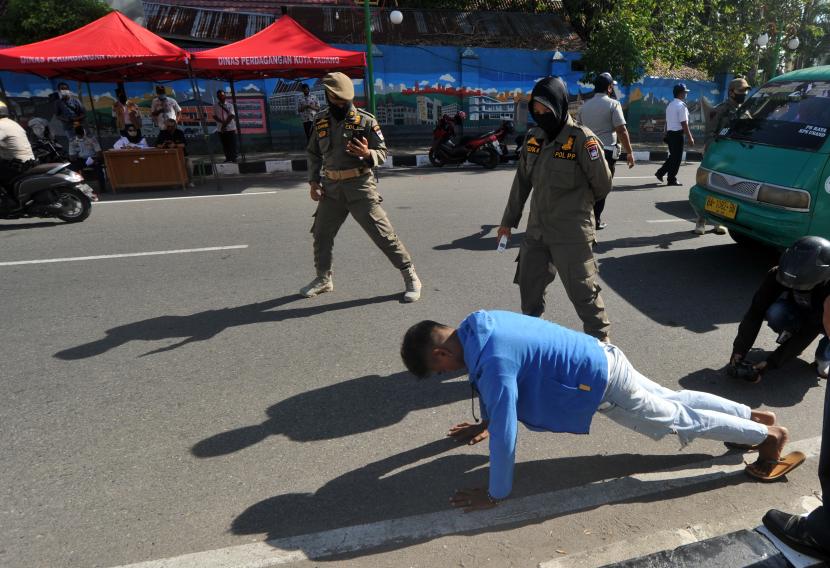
left=85, top=81, right=103, bottom=140
left=187, top=62, right=220, bottom=190
left=229, top=79, right=245, bottom=163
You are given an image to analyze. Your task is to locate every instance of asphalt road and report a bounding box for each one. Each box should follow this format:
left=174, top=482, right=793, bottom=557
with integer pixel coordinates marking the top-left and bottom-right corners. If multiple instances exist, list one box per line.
left=0, top=161, right=825, bottom=568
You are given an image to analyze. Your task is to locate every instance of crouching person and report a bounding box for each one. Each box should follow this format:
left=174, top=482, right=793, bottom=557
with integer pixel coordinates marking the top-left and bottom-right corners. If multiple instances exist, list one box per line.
left=401, top=310, right=804, bottom=511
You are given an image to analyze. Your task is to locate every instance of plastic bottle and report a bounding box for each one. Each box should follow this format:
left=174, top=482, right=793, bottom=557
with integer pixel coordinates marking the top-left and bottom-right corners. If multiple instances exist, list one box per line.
left=497, top=235, right=508, bottom=252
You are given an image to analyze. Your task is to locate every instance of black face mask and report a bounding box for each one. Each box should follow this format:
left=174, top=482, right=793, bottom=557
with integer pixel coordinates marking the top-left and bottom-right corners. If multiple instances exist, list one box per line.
left=327, top=95, right=351, bottom=121
left=733, top=92, right=747, bottom=104
left=529, top=76, right=569, bottom=140
left=125, top=129, right=142, bottom=144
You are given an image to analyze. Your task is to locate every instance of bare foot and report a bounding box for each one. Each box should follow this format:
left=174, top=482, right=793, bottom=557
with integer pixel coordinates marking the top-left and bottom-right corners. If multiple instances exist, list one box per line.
left=751, top=410, right=777, bottom=426
left=757, top=425, right=789, bottom=463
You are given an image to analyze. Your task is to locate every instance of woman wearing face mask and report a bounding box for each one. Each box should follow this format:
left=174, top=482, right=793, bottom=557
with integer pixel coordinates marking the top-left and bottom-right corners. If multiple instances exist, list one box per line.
left=496, top=76, right=614, bottom=342
left=113, top=125, right=148, bottom=150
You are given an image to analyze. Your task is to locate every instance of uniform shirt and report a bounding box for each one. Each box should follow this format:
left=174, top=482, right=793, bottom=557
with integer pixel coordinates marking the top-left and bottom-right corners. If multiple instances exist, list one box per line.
left=213, top=100, right=237, bottom=132
left=733, top=267, right=830, bottom=368
left=0, top=118, right=35, bottom=162
left=150, top=97, right=182, bottom=129
left=577, top=93, right=626, bottom=147
left=500, top=116, right=613, bottom=243
left=297, top=94, right=320, bottom=122
left=704, top=98, right=747, bottom=148
left=458, top=310, right=609, bottom=499
left=306, top=107, right=387, bottom=183
left=666, top=98, right=689, bottom=131
left=68, top=135, right=101, bottom=160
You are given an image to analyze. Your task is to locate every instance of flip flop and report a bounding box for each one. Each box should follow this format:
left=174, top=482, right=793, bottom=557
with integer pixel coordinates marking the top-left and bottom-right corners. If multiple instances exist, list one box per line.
left=745, top=451, right=807, bottom=481
left=724, top=441, right=760, bottom=452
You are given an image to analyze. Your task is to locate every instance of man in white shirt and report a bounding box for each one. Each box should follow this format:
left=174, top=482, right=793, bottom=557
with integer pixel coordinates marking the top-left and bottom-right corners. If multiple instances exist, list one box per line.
left=656, top=83, right=694, bottom=187
left=578, top=72, right=635, bottom=230
left=213, top=90, right=238, bottom=163
left=297, top=83, right=320, bottom=141
left=150, top=85, right=181, bottom=130
left=0, top=101, right=36, bottom=190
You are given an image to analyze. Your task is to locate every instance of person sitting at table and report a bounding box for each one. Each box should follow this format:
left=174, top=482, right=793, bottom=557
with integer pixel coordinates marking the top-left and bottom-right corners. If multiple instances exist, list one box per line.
left=155, top=118, right=187, bottom=154
left=113, top=125, right=148, bottom=150
left=68, top=124, right=106, bottom=191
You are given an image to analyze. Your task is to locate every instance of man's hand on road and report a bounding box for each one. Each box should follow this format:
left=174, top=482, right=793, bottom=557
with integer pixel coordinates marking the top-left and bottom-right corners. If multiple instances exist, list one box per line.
left=450, top=487, right=498, bottom=512
left=496, top=226, right=512, bottom=241
left=309, top=181, right=323, bottom=201
left=448, top=421, right=489, bottom=445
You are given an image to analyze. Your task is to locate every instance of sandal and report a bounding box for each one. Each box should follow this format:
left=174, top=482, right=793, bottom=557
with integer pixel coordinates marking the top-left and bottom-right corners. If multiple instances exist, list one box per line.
left=724, top=441, right=760, bottom=452
left=745, top=451, right=807, bottom=481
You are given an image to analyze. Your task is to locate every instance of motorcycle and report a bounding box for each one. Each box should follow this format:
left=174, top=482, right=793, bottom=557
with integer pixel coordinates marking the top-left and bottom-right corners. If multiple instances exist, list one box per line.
left=1, top=161, right=95, bottom=223
left=429, top=113, right=514, bottom=169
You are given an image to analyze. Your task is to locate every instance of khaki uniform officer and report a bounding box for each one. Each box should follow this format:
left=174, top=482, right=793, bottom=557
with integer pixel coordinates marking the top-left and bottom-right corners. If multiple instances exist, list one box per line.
left=497, top=76, right=613, bottom=341
left=302, top=72, right=422, bottom=302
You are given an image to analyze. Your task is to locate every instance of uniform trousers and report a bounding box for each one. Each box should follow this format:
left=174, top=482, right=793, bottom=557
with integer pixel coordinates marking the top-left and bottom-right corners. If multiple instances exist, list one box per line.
left=312, top=174, right=412, bottom=274
left=593, top=149, right=617, bottom=222
left=515, top=236, right=610, bottom=340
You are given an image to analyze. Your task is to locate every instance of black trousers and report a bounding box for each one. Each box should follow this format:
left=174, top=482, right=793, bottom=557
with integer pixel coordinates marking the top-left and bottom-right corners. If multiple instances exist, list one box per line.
left=657, top=130, right=684, bottom=183
left=303, top=121, right=314, bottom=141
left=805, top=380, right=830, bottom=549
left=594, top=149, right=617, bottom=222
left=218, top=131, right=238, bottom=162
left=0, top=159, right=32, bottom=192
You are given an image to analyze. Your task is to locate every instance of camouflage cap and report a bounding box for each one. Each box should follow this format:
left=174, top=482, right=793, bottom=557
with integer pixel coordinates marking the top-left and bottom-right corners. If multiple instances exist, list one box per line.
left=729, top=77, right=750, bottom=94
left=322, top=72, right=354, bottom=101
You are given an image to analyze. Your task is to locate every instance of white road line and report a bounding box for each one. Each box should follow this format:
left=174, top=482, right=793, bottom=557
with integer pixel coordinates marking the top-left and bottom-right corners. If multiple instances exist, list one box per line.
left=0, top=245, right=249, bottom=266
left=110, top=436, right=821, bottom=568
left=96, top=191, right=280, bottom=204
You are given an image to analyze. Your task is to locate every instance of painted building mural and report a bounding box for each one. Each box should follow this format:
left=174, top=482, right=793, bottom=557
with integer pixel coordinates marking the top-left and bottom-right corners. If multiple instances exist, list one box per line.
left=0, top=43, right=724, bottom=154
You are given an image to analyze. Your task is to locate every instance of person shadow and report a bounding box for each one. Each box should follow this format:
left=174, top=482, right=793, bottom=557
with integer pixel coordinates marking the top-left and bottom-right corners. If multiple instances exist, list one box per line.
left=229, top=437, right=738, bottom=552
left=679, top=351, right=823, bottom=409
left=192, top=371, right=469, bottom=455
left=54, top=293, right=400, bottom=360
left=433, top=224, right=525, bottom=252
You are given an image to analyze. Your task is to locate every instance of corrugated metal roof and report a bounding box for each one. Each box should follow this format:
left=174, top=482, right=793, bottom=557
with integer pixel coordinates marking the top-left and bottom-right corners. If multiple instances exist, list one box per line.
left=143, top=2, right=583, bottom=50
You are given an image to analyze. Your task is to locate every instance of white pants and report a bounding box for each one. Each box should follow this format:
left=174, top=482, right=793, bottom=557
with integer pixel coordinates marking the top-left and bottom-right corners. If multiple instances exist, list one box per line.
left=598, top=343, right=768, bottom=447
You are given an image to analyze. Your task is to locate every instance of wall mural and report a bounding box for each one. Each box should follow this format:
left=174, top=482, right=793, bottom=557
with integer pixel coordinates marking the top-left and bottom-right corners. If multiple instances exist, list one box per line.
left=0, top=43, right=723, bottom=154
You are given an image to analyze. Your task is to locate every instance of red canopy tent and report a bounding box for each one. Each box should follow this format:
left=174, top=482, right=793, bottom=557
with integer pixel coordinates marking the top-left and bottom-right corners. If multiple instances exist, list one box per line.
left=189, top=16, right=366, bottom=80
left=0, top=11, right=190, bottom=82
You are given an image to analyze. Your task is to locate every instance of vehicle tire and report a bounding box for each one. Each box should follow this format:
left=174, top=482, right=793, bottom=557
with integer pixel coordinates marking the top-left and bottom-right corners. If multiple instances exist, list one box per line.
left=481, top=147, right=499, bottom=169
left=728, top=228, right=757, bottom=247
left=428, top=148, right=444, bottom=167
left=56, top=187, right=91, bottom=223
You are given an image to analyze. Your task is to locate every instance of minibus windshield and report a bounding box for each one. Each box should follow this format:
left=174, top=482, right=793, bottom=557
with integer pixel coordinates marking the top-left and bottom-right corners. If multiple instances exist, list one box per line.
left=726, top=80, right=830, bottom=151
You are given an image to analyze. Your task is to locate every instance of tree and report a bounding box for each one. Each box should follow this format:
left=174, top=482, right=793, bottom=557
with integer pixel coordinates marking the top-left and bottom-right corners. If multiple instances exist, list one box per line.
left=0, top=0, right=111, bottom=45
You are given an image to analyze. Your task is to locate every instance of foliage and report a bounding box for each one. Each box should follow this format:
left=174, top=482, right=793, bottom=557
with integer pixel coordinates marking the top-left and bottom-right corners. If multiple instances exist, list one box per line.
left=0, top=0, right=111, bottom=45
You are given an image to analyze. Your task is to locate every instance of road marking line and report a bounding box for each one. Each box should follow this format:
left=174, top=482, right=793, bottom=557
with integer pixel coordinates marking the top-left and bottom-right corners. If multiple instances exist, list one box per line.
left=96, top=192, right=281, bottom=204
left=0, top=245, right=249, bottom=266
left=110, top=436, right=821, bottom=568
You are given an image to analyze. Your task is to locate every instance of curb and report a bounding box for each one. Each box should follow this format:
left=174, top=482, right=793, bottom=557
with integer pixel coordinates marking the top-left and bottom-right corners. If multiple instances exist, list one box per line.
left=197, top=150, right=703, bottom=177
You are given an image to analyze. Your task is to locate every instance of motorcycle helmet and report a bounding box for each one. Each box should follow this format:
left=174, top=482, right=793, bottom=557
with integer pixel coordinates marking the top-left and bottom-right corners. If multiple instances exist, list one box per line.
left=776, top=236, right=830, bottom=290
left=0, top=100, right=8, bottom=118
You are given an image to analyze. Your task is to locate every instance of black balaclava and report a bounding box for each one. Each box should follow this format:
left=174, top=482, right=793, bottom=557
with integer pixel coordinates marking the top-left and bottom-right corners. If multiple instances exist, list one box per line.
left=326, top=93, right=352, bottom=122
left=530, top=76, right=569, bottom=140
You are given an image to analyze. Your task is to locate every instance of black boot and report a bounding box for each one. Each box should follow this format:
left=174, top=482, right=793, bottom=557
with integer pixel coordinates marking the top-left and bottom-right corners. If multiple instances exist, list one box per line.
left=762, top=509, right=830, bottom=560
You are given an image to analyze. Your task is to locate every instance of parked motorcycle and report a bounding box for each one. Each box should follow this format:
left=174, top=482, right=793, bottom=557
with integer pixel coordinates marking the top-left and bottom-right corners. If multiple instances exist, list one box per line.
left=429, top=113, right=514, bottom=169
left=1, top=162, right=95, bottom=223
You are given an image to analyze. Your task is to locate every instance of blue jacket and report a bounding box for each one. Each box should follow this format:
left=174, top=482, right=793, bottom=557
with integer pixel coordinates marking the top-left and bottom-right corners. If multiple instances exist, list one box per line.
left=457, top=310, right=609, bottom=499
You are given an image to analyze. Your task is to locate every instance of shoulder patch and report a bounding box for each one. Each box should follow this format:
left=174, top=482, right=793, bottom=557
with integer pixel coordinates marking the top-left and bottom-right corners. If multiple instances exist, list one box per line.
left=584, top=139, right=601, bottom=161
left=526, top=136, right=541, bottom=154
left=372, top=123, right=384, bottom=141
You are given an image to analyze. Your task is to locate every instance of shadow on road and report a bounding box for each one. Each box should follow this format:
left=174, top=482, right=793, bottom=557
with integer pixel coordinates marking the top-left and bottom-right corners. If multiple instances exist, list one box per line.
left=0, top=221, right=63, bottom=231
left=230, top=438, right=739, bottom=553
left=594, top=230, right=701, bottom=254
left=679, top=355, right=823, bottom=409
left=192, top=371, right=469, bottom=453
left=598, top=244, right=775, bottom=333
left=54, top=293, right=400, bottom=360
left=433, top=224, right=525, bottom=252
left=654, top=199, right=697, bottom=220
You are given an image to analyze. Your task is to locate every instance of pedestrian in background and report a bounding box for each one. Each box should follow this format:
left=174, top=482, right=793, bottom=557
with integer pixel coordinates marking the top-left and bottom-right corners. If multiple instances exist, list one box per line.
left=213, top=90, right=238, bottom=164
left=112, top=88, right=141, bottom=134
left=297, top=83, right=320, bottom=142
left=302, top=72, right=422, bottom=303
left=656, top=83, right=694, bottom=187
left=54, top=82, right=86, bottom=140
left=68, top=124, right=106, bottom=191
left=577, top=72, right=635, bottom=230
left=150, top=85, right=181, bottom=130
left=498, top=76, right=613, bottom=342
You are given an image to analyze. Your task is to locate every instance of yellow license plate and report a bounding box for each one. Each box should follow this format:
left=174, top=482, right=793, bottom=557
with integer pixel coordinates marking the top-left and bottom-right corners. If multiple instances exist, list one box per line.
left=704, top=195, right=738, bottom=220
